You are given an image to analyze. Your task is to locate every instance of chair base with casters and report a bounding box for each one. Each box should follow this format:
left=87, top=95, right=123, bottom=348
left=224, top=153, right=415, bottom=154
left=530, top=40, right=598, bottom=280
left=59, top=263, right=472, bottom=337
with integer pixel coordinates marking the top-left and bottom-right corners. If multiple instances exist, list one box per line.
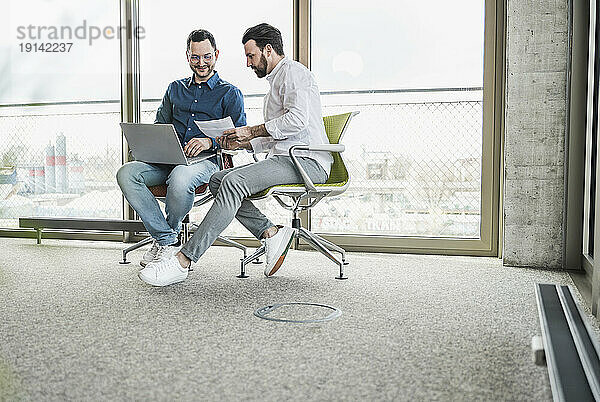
left=235, top=112, right=358, bottom=280
left=238, top=227, right=348, bottom=279
left=237, top=195, right=348, bottom=279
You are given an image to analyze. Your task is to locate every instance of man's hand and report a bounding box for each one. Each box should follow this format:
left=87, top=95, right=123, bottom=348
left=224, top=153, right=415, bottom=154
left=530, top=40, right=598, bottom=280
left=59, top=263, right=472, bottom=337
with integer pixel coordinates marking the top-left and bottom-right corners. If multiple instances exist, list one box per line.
left=219, top=124, right=268, bottom=151
left=218, top=127, right=252, bottom=150
left=183, top=137, right=212, bottom=157
left=216, top=135, right=252, bottom=150
left=223, top=126, right=253, bottom=142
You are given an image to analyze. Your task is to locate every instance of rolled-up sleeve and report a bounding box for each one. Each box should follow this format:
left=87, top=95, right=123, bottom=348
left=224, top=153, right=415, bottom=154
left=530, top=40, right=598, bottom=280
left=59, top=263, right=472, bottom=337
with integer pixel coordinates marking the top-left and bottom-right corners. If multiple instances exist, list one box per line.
left=250, top=137, right=273, bottom=154
left=264, top=74, right=310, bottom=140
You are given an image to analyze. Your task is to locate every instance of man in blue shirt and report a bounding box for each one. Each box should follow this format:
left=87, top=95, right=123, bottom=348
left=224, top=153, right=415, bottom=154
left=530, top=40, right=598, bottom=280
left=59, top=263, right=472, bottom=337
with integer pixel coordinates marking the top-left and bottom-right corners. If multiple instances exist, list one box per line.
left=117, top=29, right=246, bottom=267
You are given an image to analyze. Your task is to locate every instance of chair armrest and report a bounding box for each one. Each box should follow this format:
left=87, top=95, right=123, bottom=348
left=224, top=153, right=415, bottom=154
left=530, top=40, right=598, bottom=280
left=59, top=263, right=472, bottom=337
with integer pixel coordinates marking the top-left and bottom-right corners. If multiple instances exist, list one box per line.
left=288, top=144, right=344, bottom=192
left=301, top=144, right=345, bottom=153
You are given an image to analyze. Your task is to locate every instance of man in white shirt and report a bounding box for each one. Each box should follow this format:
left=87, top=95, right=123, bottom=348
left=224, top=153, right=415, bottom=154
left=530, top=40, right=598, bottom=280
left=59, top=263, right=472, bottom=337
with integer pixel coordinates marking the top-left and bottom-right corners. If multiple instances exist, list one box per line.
left=139, top=23, right=331, bottom=287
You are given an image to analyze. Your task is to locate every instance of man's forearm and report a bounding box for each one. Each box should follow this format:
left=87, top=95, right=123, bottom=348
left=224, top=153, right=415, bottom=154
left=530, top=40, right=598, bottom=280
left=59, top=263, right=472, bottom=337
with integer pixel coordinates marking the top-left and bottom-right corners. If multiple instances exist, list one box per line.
left=250, top=124, right=269, bottom=138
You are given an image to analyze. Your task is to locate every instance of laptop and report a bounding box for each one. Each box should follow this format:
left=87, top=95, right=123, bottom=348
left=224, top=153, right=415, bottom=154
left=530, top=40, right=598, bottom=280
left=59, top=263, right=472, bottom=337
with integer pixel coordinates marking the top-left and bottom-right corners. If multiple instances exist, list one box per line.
left=120, top=123, right=215, bottom=165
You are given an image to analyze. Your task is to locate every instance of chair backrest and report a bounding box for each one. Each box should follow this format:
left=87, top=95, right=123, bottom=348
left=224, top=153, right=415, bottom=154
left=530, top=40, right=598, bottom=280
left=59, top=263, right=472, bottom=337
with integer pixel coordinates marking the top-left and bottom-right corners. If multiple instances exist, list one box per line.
left=322, top=112, right=356, bottom=186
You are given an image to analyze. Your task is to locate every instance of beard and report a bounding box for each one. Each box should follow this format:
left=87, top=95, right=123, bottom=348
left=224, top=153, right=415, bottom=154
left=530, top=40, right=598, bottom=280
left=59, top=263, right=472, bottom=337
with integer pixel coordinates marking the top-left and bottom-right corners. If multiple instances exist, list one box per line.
left=190, top=62, right=215, bottom=80
left=252, top=54, right=268, bottom=78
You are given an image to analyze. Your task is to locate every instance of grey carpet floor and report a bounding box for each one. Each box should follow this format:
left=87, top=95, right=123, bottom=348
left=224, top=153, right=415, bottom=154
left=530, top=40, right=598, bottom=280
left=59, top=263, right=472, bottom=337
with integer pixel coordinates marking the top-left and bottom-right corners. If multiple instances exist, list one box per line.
left=0, top=237, right=597, bottom=401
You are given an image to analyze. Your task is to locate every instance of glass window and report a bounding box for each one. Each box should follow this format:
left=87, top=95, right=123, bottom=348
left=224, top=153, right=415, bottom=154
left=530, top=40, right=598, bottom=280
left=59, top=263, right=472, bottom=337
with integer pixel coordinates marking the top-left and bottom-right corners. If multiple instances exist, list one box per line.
left=0, top=0, right=122, bottom=228
left=311, top=0, right=485, bottom=238
left=139, top=1, right=293, bottom=104
left=312, top=0, right=484, bottom=91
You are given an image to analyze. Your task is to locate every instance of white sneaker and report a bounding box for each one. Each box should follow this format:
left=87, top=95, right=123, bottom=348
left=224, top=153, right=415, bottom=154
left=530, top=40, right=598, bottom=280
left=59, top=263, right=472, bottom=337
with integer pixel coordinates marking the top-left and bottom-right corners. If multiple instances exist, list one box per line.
left=141, top=242, right=181, bottom=268
left=140, top=239, right=159, bottom=267
left=262, top=226, right=296, bottom=277
left=138, top=251, right=189, bottom=287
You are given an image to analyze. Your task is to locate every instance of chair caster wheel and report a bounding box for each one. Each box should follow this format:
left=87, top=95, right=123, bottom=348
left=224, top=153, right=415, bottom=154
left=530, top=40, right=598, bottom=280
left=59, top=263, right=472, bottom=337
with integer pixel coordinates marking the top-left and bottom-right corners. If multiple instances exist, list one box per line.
left=119, top=261, right=131, bottom=265
left=335, top=275, right=348, bottom=280
left=252, top=259, right=262, bottom=264
left=237, top=274, right=249, bottom=278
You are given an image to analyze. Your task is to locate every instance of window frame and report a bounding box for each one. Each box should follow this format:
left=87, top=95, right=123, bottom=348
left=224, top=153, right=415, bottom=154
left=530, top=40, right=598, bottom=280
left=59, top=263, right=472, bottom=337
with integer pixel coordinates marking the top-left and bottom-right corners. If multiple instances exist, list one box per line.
left=0, top=0, right=504, bottom=256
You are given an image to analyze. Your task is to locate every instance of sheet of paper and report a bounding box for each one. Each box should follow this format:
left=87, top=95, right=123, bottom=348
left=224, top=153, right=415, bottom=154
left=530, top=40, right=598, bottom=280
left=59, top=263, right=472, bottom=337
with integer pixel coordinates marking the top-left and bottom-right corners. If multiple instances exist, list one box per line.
left=194, top=116, right=235, bottom=138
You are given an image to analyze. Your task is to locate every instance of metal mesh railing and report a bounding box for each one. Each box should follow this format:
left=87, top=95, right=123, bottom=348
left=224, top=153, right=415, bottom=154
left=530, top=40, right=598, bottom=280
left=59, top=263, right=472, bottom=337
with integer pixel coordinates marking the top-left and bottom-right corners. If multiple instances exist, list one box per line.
left=0, top=90, right=482, bottom=238
left=0, top=107, right=123, bottom=227
left=316, top=99, right=482, bottom=237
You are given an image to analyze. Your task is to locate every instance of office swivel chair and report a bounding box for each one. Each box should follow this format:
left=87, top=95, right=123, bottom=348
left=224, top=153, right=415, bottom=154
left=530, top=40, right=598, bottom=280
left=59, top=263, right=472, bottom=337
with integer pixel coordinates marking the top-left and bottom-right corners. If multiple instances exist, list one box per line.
left=236, top=111, right=358, bottom=279
left=119, top=151, right=248, bottom=264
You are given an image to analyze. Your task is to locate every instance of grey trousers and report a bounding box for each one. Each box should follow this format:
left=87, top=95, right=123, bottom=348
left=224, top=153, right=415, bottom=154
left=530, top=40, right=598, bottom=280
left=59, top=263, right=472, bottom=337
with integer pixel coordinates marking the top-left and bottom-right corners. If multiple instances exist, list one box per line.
left=180, top=155, right=328, bottom=262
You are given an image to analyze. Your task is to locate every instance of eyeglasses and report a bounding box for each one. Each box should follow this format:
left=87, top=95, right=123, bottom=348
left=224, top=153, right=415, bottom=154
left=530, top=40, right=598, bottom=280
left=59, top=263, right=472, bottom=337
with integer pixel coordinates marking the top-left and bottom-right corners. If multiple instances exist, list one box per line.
left=188, top=52, right=214, bottom=63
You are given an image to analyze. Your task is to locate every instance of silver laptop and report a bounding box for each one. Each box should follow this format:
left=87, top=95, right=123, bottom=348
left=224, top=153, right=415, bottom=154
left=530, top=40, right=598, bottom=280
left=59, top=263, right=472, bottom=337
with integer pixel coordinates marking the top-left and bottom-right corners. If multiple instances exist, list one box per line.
left=120, top=123, right=215, bottom=165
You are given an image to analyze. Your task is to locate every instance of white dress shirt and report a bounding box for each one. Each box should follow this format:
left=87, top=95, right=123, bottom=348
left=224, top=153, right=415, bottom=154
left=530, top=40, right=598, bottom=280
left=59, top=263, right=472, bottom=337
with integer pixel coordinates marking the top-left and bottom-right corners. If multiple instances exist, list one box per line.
left=249, top=57, right=333, bottom=175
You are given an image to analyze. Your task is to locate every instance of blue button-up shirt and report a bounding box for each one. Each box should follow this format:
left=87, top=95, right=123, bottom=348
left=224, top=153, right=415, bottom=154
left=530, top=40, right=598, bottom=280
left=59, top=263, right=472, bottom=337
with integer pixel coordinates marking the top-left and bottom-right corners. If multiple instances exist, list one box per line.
left=155, top=72, right=246, bottom=150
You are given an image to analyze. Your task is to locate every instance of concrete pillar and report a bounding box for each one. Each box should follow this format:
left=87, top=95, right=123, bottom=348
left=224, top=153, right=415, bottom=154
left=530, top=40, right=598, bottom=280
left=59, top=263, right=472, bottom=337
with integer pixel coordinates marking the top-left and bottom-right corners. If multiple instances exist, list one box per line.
left=503, top=0, right=569, bottom=268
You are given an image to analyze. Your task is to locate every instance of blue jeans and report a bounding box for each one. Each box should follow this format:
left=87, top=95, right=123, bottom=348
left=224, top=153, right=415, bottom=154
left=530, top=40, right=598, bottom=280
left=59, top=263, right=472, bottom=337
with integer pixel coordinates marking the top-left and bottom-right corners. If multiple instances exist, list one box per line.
left=116, top=160, right=218, bottom=246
